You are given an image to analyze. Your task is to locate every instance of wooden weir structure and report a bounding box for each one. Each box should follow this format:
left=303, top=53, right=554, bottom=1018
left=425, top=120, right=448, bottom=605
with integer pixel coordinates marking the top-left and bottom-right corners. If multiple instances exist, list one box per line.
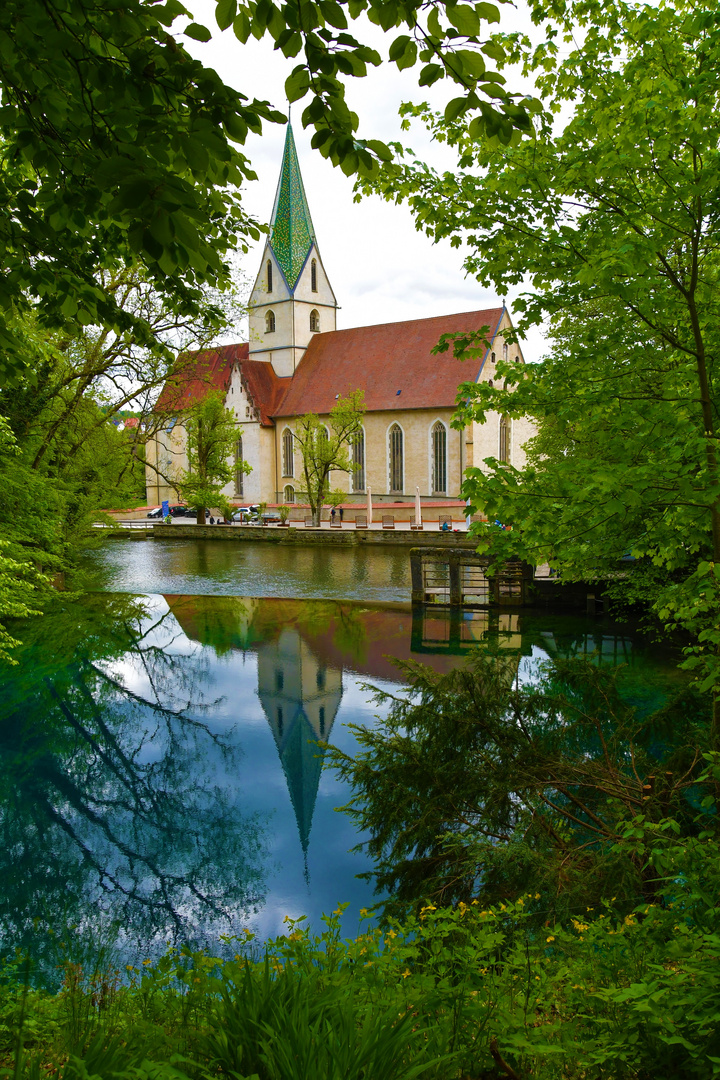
left=410, top=547, right=534, bottom=607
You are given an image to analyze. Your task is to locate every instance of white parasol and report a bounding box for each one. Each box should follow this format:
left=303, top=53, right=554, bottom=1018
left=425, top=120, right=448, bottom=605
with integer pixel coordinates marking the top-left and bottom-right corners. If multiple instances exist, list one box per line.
left=415, top=486, right=422, bottom=529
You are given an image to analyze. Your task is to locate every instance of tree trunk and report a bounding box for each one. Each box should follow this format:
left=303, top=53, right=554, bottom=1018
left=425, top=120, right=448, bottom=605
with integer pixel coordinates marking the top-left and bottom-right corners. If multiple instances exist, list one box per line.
left=196, top=507, right=205, bottom=525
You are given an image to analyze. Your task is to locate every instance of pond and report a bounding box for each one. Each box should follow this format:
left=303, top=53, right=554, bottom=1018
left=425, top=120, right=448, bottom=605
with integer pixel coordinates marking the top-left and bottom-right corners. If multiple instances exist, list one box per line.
left=1, top=540, right=686, bottom=982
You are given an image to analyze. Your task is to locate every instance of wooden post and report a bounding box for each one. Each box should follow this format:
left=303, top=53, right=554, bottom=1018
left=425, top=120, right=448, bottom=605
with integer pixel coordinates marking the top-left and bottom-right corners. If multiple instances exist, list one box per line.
left=410, top=548, right=424, bottom=604
left=449, top=552, right=462, bottom=606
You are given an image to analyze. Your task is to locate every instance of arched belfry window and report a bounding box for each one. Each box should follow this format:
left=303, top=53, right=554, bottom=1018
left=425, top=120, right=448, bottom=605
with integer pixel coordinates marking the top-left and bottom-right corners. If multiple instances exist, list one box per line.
left=389, top=424, right=403, bottom=493
left=311, top=259, right=317, bottom=292
left=283, top=485, right=295, bottom=503
left=282, top=428, right=294, bottom=477
left=266, top=260, right=273, bottom=292
left=235, top=436, right=244, bottom=497
left=502, top=342, right=508, bottom=362
left=309, top=309, right=320, bottom=332
left=266, top=310, right=275, bottom=333
left=431, top=421, right=447, bottom=495
left=352, top=429, right=365, bottom=492
left=499, top=415, right=511, bottom=463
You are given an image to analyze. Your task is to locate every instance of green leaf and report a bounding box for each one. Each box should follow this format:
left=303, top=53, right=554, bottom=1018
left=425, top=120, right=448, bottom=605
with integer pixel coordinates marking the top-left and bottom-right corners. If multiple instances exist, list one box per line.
left=215, top=0, right=237, bottom=29
left=447, top=4, right=480, bottom=36
left=474, top=1, right=500, bottom=23
left=183, top=21, right=212, bottom=40
left=285, top=66, right=311, bottom=102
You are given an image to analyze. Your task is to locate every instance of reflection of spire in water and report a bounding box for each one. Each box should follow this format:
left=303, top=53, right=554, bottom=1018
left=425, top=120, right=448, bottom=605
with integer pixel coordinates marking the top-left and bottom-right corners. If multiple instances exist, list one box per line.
left=257, top=628, right=342, bottom=857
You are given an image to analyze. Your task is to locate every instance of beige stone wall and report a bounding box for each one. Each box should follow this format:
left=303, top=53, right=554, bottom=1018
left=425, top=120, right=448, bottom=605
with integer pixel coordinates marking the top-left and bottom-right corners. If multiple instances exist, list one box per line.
left=144, top=420, right=188, bottom=505
left=274, top=408, right=466, bottom=500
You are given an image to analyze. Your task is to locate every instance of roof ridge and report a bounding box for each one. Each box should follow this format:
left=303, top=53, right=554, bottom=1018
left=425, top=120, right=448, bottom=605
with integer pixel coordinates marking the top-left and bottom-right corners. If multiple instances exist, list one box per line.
left=311, top=306, right=504, bottom=336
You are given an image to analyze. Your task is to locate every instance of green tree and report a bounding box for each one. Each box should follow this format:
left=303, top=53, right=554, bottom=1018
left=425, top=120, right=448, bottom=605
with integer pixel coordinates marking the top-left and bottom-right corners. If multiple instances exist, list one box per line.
left=0, top=0, right=539, bottom=388
left=329, top=653, right=709, bottom=922
left=293, top=391, right=365, bottom=526
left=178, top=392, right=249, bottom=523
left=359, top=0, right=720, bottom=700
left=0, top=1, right=284, bottom=385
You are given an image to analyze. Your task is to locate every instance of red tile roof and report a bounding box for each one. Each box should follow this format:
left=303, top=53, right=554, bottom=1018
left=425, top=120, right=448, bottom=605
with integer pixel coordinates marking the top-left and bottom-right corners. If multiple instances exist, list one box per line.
left=154, top=343, right=288, bottom=427
left=155, top=343, right=248, bottom=412
left=272, top=308, right=505, bottom=417
left=240, top=361, right=290, bottom=427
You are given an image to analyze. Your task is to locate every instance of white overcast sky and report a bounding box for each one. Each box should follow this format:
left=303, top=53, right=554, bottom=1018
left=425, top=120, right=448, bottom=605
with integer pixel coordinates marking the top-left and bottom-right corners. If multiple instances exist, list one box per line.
left=184, top=0, right=546, bottom=359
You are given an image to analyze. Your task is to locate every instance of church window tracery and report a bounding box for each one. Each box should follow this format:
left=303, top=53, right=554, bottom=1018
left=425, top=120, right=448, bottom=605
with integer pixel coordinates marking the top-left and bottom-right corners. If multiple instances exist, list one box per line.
left=311, top=259, right=317, bottom=292
left=389, top=423, right=404, bottom=492
left=499, top=415, right=511, bottom=462
left=282, top=428, right=294, bottom=477
left=352, top=429, right=365, bottom=492
left=267, top=260, right=273, bottom=292
left=283, top=484, right=295, bottom=503
left=431, top=421, right=447, bottom=494
left=310, top=309, right=320, bottom=332
left=266, top=310, right=276, bottom=333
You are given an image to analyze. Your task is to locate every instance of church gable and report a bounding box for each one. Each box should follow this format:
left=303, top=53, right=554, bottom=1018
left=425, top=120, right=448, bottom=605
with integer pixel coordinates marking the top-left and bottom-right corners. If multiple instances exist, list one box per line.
left=292, top=243, right=337, bottom=308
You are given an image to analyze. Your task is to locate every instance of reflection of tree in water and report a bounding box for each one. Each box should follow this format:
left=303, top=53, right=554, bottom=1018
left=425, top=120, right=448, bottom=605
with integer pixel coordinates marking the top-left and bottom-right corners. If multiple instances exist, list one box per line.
left=0, top=595, right=269, bottom=976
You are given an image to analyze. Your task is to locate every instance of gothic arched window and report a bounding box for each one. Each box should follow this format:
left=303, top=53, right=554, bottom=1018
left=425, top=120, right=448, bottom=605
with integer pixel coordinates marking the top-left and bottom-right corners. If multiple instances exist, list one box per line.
left=431, top=421, right=447, bottom=494
left=499, top=415, right=511, bottom=463
left=352, top=429, right=365, bottom=492
left=266, top=309, right=276, bottom=333
left=266, top=260, right=273, bottom=292
left=309, top=309, right=320, bottom=332
left=235, top=436, right=244, bottom=497
left=311, top=259, right=317, bottom=292
left=283, top=484, right=295, bottom=503
left=389, top=423, right=403, bottom=492
left=282, top=428, right=294, bottom=477
left=502, top=342, right=508, bottom=362
left=491, top=352, right=496, bottom=364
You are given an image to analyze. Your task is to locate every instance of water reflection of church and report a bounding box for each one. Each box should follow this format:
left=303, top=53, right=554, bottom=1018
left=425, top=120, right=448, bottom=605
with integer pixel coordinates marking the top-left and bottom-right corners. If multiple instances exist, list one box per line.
left=164, top=595, right=651, bottom=862
left=257, top=629, right=342, bottom=855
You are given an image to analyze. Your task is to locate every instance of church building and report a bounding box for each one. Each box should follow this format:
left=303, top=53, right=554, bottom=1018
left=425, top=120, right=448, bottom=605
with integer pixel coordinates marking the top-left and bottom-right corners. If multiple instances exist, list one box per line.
left=145, top=125, right=533, bottom=509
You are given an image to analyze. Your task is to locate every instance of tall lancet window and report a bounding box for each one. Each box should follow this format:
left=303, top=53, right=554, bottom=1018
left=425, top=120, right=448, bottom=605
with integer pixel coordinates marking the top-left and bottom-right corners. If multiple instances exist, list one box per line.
left=352, top=429, right=365, bottom=492
left=235, top=436, right=244, bottom=497
left=499, top=415, right=511, bottom=463
left=267, top=260, right=273, bottom=292
left=282, top=428, right=294, bottom=477
left=311, top=259, right=317, bottom=292
left=431, top=421, right=447, bottom=494
left=389, top=424, right=403, bottom=493
left=265, top=310, right=275, bottom=333
left=309, top=309, right=320, bottom=332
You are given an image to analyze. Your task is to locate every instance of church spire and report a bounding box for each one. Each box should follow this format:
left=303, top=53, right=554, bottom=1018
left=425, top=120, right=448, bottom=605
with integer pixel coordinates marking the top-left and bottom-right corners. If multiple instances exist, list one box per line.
left=269, top=124, right=316, bottom=292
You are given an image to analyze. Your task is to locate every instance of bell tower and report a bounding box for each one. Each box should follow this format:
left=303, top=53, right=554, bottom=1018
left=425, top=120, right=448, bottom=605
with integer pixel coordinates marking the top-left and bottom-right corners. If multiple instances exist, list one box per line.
left=248, top=124, right=338, bottom=377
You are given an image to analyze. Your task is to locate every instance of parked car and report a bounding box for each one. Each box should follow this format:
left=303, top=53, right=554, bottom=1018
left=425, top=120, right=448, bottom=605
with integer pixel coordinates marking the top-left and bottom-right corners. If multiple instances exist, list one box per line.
left=146, top=506, right=163, bottom=518
left=232, top=508, right=258, bottom=523
left=169, top=505, right=189, bottom=517
left=182, top=507, right=210, bottom=518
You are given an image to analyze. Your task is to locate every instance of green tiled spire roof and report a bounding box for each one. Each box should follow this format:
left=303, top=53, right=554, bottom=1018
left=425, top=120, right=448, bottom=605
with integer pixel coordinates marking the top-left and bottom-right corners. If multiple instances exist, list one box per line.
left=269, top=124, right=316, bottom=292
